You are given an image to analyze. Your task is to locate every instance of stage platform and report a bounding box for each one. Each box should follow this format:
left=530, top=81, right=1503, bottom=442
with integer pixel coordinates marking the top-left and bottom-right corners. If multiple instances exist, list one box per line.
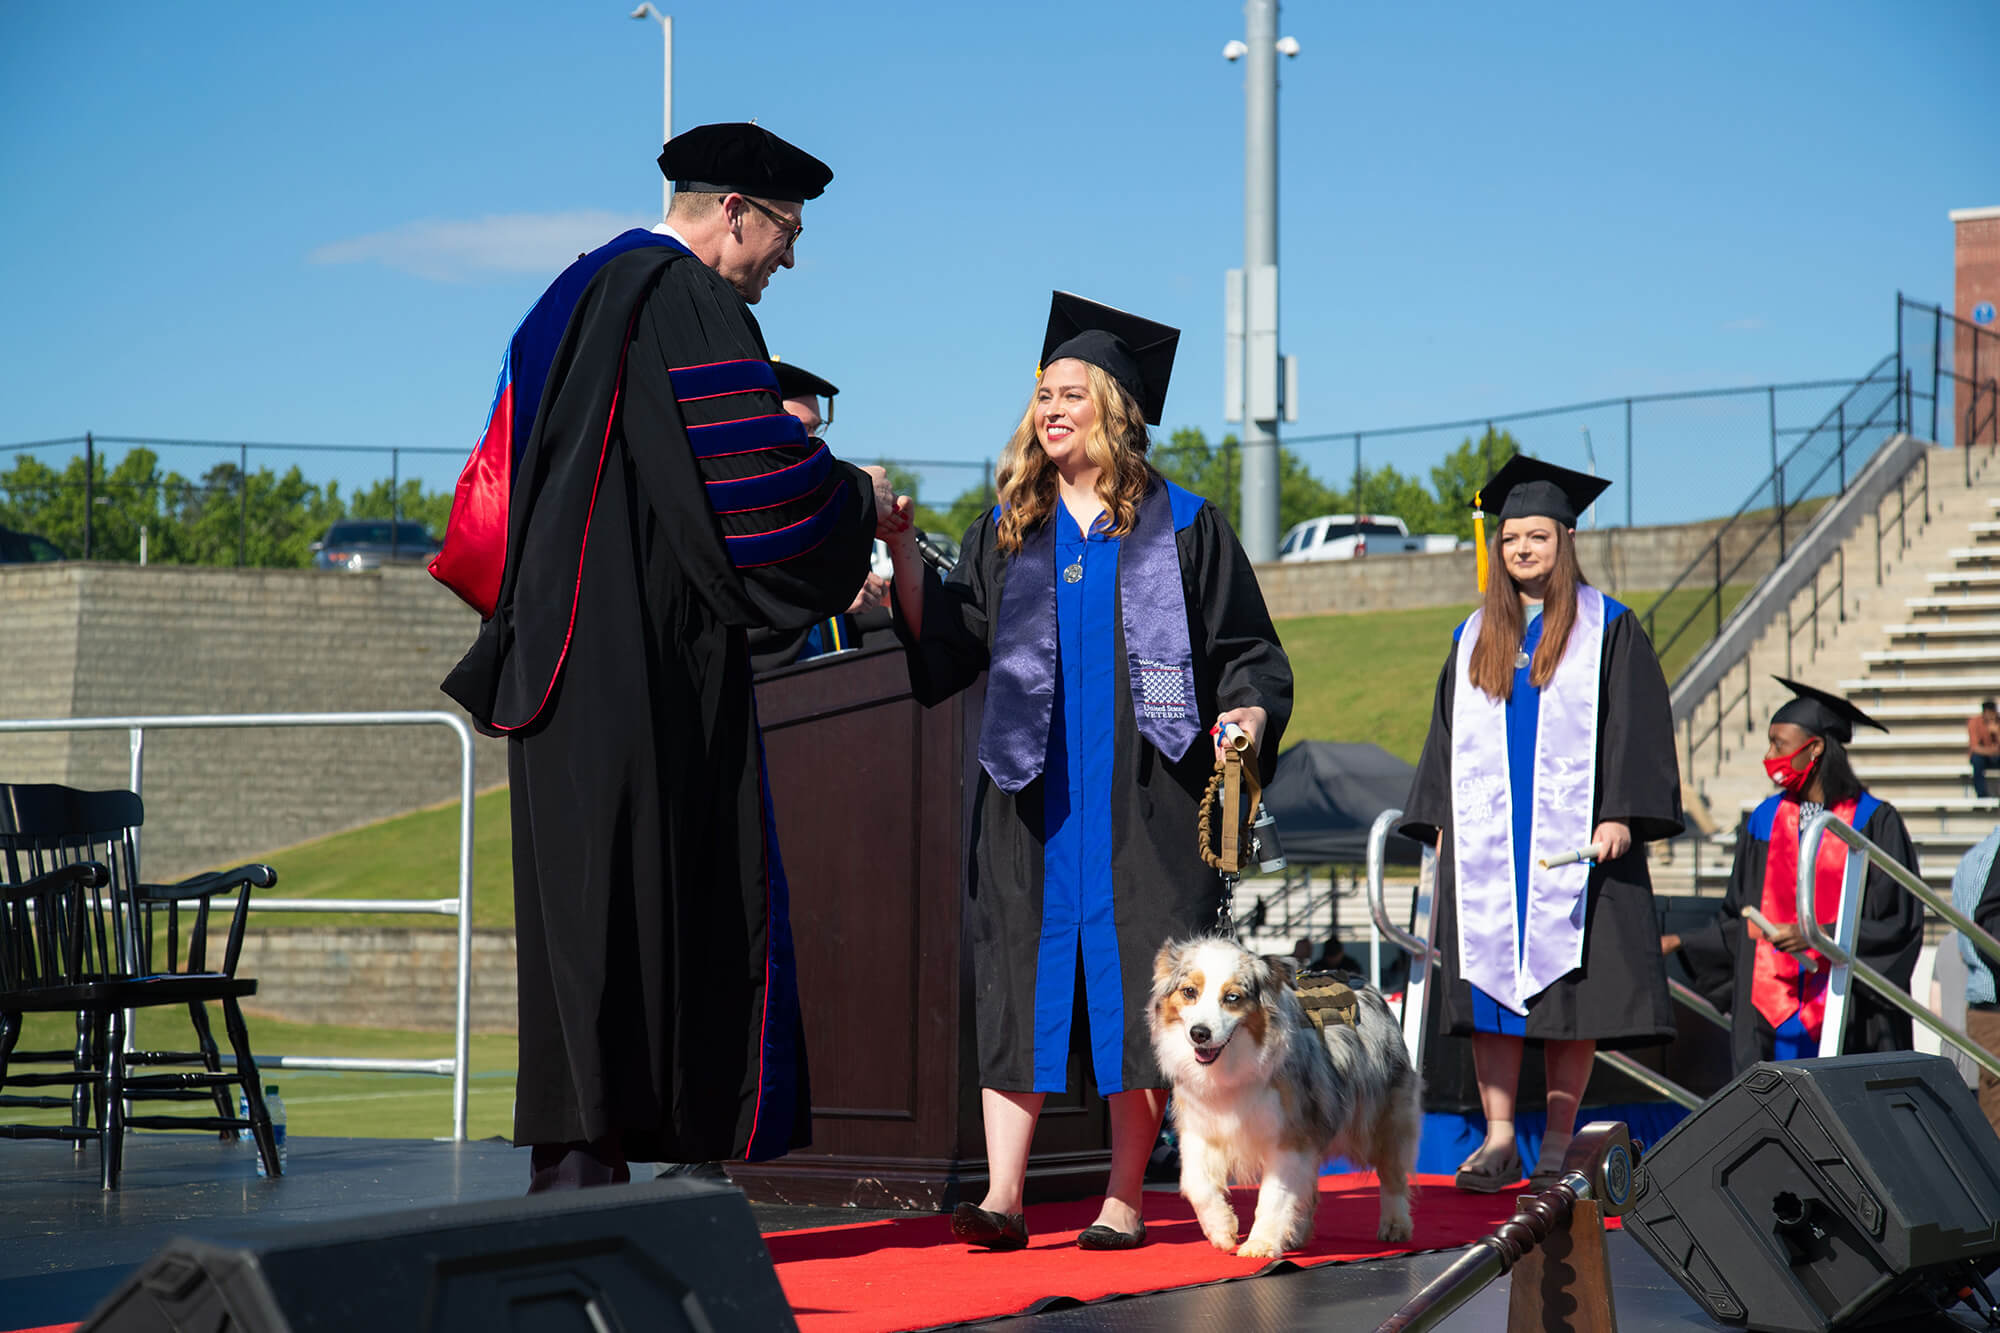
left=3, top=1134, right=1990, bottom=1332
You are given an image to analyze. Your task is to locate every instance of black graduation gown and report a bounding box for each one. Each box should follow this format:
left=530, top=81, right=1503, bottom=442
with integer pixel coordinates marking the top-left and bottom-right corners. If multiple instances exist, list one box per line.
left=1399, top=602, right=1685, bottom=1048
left=897, top=484, right=1292, bottom=1093
left=1705, top=796, right=1925, bottom=1072
left=442, top=245, right=875, bottom=1162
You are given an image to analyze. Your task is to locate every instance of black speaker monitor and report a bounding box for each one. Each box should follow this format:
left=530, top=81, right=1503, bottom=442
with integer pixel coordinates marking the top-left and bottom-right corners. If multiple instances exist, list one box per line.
left=1624, top=1052, right=2000, bottom=1332
left=80, top=1177, right=797, bottom=1332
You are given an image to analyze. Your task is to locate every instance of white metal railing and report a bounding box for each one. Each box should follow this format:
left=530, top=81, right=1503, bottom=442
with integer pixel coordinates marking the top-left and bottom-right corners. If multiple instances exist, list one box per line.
left=1800, top=810, right=2000, bottom=1078
left=1366, top=809, right=1441, bottom=1071
left=0, top=711, right=477, bottom=1139
left=1366, top=809, right=1707, bottom=1110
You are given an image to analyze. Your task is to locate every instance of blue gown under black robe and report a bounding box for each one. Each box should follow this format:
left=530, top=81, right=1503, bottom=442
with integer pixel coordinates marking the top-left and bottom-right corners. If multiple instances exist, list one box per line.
left=1400, top=594, right=1684, bottom=1047
left=897, top=477, right=1292, bottom=1093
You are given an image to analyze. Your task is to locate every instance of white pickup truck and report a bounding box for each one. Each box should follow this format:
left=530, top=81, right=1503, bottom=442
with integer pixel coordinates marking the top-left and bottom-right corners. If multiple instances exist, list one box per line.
left=1277, top=514, right=1458, bottom=562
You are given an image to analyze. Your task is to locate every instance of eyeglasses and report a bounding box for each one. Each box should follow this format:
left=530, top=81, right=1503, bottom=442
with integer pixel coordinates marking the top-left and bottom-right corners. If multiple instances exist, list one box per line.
left=742, top=197, right=803, bottom=250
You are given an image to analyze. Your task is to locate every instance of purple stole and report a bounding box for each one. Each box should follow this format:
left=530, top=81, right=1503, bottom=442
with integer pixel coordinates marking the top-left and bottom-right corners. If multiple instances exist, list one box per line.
left=1448, top=586, right=1605, bottom=1014
left=978, top=478, right=1200, bottom=793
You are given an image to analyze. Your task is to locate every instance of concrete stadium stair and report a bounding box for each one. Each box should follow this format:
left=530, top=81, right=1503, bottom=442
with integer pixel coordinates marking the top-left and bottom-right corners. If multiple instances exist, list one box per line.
left=1652, top=443, right=2000, bottom=938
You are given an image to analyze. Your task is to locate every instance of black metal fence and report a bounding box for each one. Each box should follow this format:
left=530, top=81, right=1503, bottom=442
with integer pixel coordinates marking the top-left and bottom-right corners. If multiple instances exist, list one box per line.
left=1633, top=295, right=2000, bottom=674
left=5, top=293, right=1996, bottom=569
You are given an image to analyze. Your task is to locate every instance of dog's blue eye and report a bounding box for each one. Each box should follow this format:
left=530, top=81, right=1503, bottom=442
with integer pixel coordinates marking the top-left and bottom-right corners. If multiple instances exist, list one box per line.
left=1225, top=991, right=1243, bottom=1004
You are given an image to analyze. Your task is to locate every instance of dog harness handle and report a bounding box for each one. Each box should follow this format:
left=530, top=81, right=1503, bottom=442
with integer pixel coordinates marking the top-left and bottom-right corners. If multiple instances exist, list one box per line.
left=1294, top=971, right=1362, bottom=1035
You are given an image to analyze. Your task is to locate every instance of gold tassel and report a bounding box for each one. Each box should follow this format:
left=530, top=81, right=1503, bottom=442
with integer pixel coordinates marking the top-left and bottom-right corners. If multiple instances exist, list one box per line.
left=1473, top=503, right=1489, bottom=593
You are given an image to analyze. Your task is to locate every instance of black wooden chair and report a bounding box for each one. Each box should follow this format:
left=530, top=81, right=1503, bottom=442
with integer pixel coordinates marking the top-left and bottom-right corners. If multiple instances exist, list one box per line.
left=0, top=783, right=282, bottom=1187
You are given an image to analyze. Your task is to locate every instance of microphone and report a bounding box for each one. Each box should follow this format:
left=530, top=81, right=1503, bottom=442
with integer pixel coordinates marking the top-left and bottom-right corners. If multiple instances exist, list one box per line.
left=913, top=531, right=956, bottom=573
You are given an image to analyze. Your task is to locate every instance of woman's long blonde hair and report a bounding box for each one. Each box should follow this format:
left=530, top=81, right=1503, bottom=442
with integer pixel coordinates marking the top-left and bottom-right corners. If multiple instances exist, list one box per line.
left=994, top=359, right=1153, bottom=555
left=1466, top=520, right=1590, bottom=701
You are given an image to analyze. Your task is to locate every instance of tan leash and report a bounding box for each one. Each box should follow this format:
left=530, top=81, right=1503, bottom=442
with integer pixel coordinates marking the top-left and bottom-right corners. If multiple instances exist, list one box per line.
left=1198, top=728, right=1262, bottom=875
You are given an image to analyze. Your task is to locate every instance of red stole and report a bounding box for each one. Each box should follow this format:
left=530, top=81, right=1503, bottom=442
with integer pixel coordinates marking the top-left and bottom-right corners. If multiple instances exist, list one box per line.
left=1749, top=795, right=1859, bottom=1038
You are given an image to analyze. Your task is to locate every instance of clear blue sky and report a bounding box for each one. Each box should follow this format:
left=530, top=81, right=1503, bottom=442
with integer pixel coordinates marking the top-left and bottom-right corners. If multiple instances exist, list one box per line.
left=2, top=1, right=1995, bottom=526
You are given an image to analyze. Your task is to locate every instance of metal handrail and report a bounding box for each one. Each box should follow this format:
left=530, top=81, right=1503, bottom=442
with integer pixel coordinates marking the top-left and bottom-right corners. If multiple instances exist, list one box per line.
left=1669, top=977, right=1729, bottom=1032
left=1675, top=389, right=1906, bottom=786
left=0, top=710, right=477, bottom=1139
left=1641, top=358, right=1898, bottom=660
left=1365, top=811, right=1705, bottom=1108
left=1874, top=449, right=1929, bottom=585
left=1797, top=811, right=2000, bottom=1080
left=1367, top=809, right=1441, bottom=1074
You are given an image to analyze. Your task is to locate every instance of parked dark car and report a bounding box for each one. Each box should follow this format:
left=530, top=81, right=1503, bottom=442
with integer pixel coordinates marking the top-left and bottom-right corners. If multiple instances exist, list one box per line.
left=309, top=520, right=442, bottom=572
left=0, top=526, right=65, bottom=563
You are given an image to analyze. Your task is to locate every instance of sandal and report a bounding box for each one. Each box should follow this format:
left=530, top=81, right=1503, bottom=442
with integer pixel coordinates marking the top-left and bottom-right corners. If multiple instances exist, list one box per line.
left=1454, top=1147, right=1524, bottom=1194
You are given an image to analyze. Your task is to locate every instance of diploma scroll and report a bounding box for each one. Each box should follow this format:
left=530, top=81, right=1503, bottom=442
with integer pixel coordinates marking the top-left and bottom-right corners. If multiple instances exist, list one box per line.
left=1538, top=845, right=1600, bottom=869
left=1741, top=904, right=1820, bottom=973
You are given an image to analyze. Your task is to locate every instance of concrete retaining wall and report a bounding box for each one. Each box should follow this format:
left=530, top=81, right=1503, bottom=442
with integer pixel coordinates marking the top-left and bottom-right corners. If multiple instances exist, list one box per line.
left=234, top=927, right=517, bottom=1033
left=1257, top=513, right=1783, bottom=619
left=0, top=562, right=505, bottom=880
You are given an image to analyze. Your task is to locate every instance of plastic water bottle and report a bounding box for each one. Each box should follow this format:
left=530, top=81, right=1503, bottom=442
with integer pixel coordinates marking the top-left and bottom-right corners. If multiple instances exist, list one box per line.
left=242, top=1086, right=288, bottom=1177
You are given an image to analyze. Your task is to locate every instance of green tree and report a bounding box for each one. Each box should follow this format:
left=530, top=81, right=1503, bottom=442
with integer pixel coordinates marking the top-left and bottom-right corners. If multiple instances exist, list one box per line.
left=1151, top=428, right=1349, bottom=535
left=1427, top=428, right=1522, bottom=540
left=0, top=454, right=75, bottom=551
left=927, top=474, right=996, bottom=540
left=1339, top=463, right=1444, bottom=536
left=0, top=448, right=181, bottom=561
left=1152, top=427, right=1239, bottom=521
left=170, top=462, right=346, bottom=566
left=347, top=478, right=454, bottom=539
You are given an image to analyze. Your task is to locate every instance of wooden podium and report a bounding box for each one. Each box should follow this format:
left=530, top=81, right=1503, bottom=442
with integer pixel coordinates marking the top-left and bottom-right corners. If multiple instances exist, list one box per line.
left=729, top=642, right=1113, bottom=1211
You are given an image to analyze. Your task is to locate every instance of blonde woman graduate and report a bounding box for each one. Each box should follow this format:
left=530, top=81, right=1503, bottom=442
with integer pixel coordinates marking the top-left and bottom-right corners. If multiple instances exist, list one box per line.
left=885, top=293, right=1292, bottom=1252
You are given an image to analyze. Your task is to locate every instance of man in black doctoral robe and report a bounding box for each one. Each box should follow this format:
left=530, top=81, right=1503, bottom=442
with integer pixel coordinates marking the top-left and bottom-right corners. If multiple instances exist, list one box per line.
left=442, top=123, right=901, bottom=1189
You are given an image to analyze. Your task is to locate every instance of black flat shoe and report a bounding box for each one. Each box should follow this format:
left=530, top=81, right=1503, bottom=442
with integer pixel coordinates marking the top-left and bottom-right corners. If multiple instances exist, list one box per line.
left=952, top=1202, right=1029, bottom=1251
left=1453, top=1148, right=1523, bottom=1194
left=1076, top=1222, right=1146, bottom=1250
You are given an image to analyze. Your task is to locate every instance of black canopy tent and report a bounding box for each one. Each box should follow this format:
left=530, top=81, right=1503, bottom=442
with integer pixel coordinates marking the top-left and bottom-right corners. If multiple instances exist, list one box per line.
left=1261, top=741, right=1425, bottom=866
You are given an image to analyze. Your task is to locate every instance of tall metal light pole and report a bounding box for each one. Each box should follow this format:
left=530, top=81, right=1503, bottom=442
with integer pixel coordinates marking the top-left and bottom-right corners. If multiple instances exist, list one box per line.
left=1222, top=3, right=1298, bottom=564
left=629, top=5, right=674, bottom=222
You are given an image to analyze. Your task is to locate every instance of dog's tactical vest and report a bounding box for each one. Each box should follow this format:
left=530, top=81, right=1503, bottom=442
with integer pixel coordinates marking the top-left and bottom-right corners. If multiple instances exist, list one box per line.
left=1293, top=970, right=1361, bottom=1035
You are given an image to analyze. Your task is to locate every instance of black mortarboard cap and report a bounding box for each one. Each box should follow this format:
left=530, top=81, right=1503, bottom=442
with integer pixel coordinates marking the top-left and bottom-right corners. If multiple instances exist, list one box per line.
left=1474, top=454, right=1612, bottom=527
left=771, top=359, right=838, bottom=424
left=1039, top=292, right=1179, bottom=425
left=657, top=122, right=832, bottom=203
left=1769, top=676, right=1889, bottom=743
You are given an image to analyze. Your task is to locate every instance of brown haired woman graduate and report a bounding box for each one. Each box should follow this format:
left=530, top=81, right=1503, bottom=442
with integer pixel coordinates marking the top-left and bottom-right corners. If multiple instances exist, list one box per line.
left=886, top=293, right=1291, bottom=1251
left=1399, top=456, right=1683, bottom=1192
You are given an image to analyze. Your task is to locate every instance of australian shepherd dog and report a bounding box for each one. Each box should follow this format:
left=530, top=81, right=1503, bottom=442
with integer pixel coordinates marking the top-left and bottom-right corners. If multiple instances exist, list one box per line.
left=1149, top=936, right=1423, bottom=1256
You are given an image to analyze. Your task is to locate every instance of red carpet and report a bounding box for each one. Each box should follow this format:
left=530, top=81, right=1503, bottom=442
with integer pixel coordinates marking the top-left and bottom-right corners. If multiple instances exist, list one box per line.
left=767, top=1172, right=1530, bottom=1333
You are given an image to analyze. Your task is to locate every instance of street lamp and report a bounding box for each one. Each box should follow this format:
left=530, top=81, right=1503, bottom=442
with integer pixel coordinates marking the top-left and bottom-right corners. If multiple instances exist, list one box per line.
left=629, top=4, right=673, bottom=222
left=1221, top=3, right=1302, bottom=564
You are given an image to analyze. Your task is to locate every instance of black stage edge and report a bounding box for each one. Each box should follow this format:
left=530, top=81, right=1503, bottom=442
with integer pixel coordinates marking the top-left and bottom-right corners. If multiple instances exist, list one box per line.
left=7, top=1134, right=1993, bottom=1332
left=0, top=1134, right=902, bottom=1330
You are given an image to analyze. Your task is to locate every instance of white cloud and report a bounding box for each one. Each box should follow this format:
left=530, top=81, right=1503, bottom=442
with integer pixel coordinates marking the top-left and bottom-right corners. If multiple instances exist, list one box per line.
left=307, top=210, right=653, bottom=282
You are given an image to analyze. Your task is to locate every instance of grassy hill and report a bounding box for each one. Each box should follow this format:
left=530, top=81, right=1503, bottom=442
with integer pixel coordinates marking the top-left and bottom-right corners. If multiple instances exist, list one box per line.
left=245, top=582, right=1743, bottom=929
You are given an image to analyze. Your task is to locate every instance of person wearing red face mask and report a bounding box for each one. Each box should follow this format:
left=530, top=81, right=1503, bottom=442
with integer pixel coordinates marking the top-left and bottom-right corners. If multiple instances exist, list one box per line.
left=1704, top=679, right=1924, bottom=1072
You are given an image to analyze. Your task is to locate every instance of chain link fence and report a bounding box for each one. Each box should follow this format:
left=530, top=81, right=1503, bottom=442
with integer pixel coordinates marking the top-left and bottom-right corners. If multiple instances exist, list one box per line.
left=5, top=295, right=1991, bottom=567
